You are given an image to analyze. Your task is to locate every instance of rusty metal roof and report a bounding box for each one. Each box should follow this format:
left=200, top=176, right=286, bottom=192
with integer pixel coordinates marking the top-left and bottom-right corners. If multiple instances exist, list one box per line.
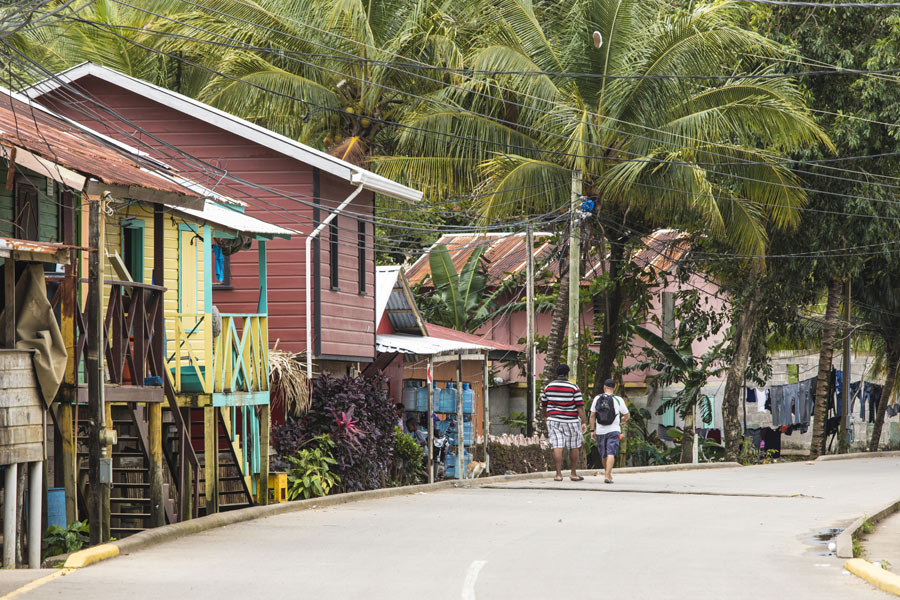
left=406, top=229, right=691, bottom=287
left=0, top=87, right=200, bottom=202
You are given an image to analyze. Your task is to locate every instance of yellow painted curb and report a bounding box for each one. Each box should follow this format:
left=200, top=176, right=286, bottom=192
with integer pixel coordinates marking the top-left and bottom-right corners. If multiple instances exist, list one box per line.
left=845, top=558, right=900, bottom=596
left=0, top=568, right=72, bottom=600
left=63, top=544, right=120, bottom=569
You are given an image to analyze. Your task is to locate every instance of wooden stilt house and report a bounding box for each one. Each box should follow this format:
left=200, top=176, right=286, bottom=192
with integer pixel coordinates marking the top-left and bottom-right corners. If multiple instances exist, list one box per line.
left=0, top=86, right=292, bottom=560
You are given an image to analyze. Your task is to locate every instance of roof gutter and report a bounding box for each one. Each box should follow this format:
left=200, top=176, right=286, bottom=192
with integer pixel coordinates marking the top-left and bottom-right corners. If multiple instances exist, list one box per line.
left=306, top=179, right=365, bottom=381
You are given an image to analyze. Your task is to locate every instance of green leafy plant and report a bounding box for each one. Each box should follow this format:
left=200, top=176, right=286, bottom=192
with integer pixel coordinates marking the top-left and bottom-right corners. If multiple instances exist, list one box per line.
left=392, top=426, right=424, bottom=486
left=499, top=411, right=527, bottom=435
left=42, top=520, right=89, bottom=559
left=285, top=434, right=341, bottom=500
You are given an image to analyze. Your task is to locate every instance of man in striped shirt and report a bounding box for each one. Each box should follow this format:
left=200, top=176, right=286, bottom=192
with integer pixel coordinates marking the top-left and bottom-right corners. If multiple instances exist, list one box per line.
left=540, top=364, right=586, bottom=481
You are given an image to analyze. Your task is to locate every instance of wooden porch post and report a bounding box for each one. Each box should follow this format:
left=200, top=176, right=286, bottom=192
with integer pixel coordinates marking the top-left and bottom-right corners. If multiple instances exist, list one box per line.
left=257, top=240, right=269, bottom=504
left=427, top=357, right=434, bottom=484
left=483, top=357, right=490, bottom=476
left=60, top=192, right=77, bottom=524
left=456, top=355, right=464, bottom=479
left=149, top=205, right=165, bottom=527
left=204, top=407, right=218, bottom=514
left=257, top=405, right=270, bottom=505
left=203, top=225, right=213, bottom=314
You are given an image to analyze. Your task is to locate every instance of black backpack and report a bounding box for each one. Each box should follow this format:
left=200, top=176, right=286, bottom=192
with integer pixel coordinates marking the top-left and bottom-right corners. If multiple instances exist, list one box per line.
left=595, top=394, right=617, bottom=426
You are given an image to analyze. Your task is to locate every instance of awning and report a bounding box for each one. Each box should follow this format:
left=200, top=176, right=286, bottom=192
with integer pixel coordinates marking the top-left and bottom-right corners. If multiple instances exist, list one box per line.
left=377, top=323, right=520, bottom=360
left=167, top=200, right=295, bottom=240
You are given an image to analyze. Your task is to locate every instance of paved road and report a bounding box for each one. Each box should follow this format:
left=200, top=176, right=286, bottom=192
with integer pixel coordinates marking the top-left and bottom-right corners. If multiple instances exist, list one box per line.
left=16, top=457, right=900, bottom=599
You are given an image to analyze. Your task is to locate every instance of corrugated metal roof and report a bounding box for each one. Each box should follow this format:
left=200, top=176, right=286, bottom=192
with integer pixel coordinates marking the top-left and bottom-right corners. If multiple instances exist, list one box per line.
left=375, top=266, right=424, bottom=333
left=0, top=87, right=200, bottom=202
left=424, top=322, right=520, bottom=353
left=168, top=200, right=294, bottom=239
left=407, top=230, right=691, bottom=287
left=376, top=333, right=487, bottom=356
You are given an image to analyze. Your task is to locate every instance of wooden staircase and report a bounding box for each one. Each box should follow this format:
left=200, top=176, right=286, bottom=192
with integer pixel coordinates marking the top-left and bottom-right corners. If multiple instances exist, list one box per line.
left=190, top=407, right=254, bottom=515
left=77, top=405, right=176, bottom=538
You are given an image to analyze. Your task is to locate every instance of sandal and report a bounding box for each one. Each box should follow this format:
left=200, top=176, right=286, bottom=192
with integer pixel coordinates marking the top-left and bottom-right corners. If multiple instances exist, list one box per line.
left=569, top=476, right=584, bottom=481
left=604, top=478, right=613, bottom=484
left=554, top=476, right=563, bottom=481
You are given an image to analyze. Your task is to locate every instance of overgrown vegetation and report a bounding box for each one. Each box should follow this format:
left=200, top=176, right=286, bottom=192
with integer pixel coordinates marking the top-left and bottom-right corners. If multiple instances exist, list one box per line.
left=273, top=373, right=397, bottom=492
left=391, top=426, right=424, bottom=486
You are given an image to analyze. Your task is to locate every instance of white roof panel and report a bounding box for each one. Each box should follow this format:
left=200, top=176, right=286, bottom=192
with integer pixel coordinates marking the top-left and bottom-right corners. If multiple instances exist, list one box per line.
left=168, top=200, right=295, bottom=239
left=376, top=333, right=491, bottom=356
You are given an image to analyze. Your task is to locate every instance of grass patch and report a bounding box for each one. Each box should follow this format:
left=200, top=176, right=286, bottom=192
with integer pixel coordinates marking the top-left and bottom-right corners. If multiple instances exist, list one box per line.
left=852, top=516, right=877, bottom=557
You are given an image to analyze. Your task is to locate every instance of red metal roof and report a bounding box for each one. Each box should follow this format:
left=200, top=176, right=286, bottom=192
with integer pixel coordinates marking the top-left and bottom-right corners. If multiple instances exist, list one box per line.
left=406, top=230, right=691, bottom=287
left=423, top=321, right=521, bottom=353
left=0, top=88, right=198, bottom=198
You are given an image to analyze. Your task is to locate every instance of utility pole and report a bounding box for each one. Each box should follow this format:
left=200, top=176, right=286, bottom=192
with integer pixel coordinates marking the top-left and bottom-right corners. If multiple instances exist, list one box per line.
left=87, top=196, right=112, bottom=544
left=567, top=170, right=582, bottom=382
left=841, top=279, right=851, bottom=452
left=525, top=225, right=535, bottom=437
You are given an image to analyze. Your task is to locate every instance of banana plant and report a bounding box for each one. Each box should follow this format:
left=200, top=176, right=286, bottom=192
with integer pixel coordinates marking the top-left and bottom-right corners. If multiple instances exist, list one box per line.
left=423, top=243, right=503, bottom=333
left=633, top=324, right=728, bottom=464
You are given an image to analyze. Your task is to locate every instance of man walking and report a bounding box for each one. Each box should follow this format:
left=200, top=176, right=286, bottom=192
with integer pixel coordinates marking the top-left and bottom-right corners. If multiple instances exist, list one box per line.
left=590, top=378, right=630, bottom=483
left=540, top=364, right=586, bottom=481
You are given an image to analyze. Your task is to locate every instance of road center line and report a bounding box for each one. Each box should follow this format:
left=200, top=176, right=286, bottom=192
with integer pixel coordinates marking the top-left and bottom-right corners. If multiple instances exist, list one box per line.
left=462, top=560, right=487, bottom=600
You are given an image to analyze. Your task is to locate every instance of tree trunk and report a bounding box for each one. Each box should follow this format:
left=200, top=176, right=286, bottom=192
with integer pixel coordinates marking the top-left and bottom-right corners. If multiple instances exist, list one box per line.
left=592, top=237, right=626, bottom=396
left=722, top=284, right=763, bottom=461
left=542, top=264, right=569, bottom=384
left=810, top=277, right=843, bottom=458
left=680, top=410, right=695, bottom=464
left=869, top=343, right=900, bottom=452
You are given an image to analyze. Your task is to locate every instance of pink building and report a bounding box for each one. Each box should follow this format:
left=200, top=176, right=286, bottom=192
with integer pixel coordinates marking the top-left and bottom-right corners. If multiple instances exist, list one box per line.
left=405, top=231, right=728, bottom=431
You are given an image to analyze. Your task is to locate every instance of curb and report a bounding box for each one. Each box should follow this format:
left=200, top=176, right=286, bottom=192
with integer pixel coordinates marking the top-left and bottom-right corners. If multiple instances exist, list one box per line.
left=845, top=558, right=900, bottom=596
left=835, top=499, right=900, bottom=558
left=41, top=461, right=741, bottom=568
left=817, top=451, right=900, bottom=462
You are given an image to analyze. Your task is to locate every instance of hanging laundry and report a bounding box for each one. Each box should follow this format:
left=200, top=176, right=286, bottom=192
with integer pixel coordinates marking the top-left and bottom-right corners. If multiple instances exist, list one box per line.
left=770, top=386, right=786, bottom=427
left=746, top=387, right=757, bottom=403
left=757, top=388, right=769, bottom=413
left=783, top=382, right=800, bottom=426
left=798, top=378, right=814, bottom=426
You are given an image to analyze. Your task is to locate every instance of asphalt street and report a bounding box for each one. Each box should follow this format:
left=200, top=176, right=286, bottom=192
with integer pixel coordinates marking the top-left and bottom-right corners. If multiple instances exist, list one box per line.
left=11, top=457, right=900, bottom=599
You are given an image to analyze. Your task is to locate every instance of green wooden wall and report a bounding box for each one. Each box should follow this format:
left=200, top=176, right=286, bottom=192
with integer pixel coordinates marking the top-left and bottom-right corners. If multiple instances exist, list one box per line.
left=0, top=165, right=61, bottom=242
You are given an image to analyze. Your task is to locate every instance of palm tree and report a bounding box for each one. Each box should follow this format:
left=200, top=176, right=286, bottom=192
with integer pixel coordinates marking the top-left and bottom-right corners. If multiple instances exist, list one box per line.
left=375, top=0, right=831, bottom=453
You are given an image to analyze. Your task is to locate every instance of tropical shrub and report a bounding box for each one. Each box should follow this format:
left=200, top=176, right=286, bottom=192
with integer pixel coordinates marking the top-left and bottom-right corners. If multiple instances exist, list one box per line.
left=391, top=426, right=424, bottom=486
left=43, top=520, right=89, bottom=559
left=285, top=434, right=341, bottom=500
left=273, top=373, right=397, bottom=492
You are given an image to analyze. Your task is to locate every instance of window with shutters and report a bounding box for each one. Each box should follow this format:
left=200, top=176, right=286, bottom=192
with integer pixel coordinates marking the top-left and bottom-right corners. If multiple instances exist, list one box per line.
left=14, top=177, right=39, bottom=241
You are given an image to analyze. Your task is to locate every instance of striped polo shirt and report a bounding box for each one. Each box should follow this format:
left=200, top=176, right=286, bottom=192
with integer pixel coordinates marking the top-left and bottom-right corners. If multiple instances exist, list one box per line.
left=541, top=379, right=584, bottom=422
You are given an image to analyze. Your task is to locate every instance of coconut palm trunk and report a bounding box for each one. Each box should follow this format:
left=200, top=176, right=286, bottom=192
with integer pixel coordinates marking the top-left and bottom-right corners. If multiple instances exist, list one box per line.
left=542, top=262, right=570, bottom=384
left=592, top=235, right=627, bottom=395
left=869, top=343, right=900, bottom=452
left=810, top=277, right=844, bottom=458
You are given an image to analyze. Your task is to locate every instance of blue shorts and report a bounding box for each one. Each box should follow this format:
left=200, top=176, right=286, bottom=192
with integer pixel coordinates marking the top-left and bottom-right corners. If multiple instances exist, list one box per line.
left=597, top=432, right=620, bottom=458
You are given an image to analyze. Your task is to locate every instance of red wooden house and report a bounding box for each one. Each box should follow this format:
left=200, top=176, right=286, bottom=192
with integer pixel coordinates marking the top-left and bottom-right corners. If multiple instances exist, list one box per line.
left=27, top=63, right=422, bottom=381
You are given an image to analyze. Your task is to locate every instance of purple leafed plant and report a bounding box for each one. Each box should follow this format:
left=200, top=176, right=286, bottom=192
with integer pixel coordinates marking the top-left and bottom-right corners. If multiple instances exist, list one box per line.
left=273, top=372, right=396, bottom=492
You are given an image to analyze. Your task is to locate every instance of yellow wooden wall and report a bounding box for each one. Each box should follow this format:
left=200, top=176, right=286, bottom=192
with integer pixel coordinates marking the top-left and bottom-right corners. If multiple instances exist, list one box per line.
left=100, top=204, right=208, bottom=367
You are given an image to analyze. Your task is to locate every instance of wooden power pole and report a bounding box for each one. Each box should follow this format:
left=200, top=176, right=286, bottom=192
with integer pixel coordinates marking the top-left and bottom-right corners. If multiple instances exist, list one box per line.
left=87, top=196, right=112, bottom=544
left=567, top=171, right=582, bottom=382
left=525, top=225, right=535, bottom=437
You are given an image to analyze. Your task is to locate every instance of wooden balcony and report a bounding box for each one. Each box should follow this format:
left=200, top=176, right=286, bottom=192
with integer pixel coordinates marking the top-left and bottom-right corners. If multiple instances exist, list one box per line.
left=169, top=313, right=270, bottom=407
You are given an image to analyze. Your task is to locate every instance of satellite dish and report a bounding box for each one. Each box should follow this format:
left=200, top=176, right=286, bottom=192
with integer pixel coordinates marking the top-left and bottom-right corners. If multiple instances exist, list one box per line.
left=592, top=30, right=603, bottom=49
